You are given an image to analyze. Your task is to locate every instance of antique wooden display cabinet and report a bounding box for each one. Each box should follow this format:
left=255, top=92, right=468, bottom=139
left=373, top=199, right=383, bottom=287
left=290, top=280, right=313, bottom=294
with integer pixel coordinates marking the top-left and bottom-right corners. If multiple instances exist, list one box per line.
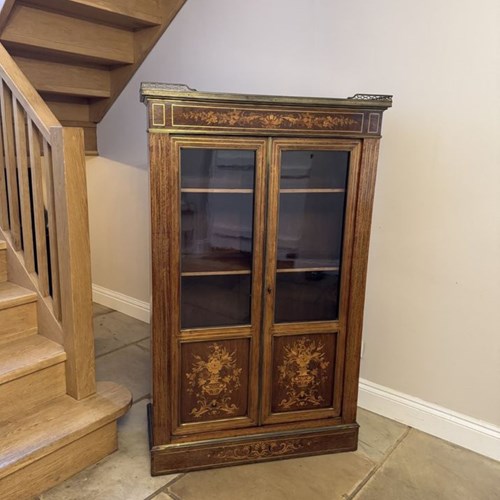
left=141, top=83, right=392, bottom=474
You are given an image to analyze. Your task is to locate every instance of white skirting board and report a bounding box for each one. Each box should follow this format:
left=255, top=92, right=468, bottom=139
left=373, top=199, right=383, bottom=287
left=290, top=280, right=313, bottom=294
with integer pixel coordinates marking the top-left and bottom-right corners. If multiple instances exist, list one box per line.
left=358, top=378, right=500, bottom=461
left=92, top=284, right=151, bottom=323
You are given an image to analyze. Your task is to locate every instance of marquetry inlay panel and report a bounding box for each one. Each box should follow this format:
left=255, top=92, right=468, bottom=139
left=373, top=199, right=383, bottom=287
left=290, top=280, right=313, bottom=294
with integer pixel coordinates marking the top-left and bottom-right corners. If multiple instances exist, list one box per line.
left=180, top=339, right=250, bottom=424
left=172, top=105, right=364, bottom=133
left=272, top=334, right=336, bottom=413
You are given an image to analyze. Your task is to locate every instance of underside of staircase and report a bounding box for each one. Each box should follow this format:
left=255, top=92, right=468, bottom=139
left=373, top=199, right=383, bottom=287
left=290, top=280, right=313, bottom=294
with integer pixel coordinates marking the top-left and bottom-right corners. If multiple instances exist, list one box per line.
left=0, top=0, right=185, bottom=154
left=0, top=0, right=186, bottom=498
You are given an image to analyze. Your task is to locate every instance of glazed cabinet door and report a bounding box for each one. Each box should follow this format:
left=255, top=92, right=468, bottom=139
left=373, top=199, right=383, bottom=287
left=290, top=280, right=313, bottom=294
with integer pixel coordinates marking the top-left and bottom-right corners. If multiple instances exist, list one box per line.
left=261, top=139, right=361, bottom=425
left=168, top=136, right=266, bottom=436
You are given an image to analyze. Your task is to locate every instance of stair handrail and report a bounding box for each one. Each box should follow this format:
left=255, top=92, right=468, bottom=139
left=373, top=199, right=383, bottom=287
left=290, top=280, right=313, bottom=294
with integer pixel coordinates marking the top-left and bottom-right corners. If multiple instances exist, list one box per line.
left=0, top=42, right=96, bottom=400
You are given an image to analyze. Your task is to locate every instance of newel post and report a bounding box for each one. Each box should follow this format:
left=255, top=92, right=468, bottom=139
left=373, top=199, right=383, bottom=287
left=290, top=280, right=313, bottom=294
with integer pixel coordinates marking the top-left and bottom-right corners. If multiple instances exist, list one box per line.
left=51, top=126, right=96, bottom=400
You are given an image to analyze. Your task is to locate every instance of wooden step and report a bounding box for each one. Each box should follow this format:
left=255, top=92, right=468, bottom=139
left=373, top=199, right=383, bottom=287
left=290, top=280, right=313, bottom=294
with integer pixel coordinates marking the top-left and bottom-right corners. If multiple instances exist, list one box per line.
left=15, top=56, right=111, bottom=98
left=0, top=281, right=38, bottom=343
left=0, top=335, right=67, bottom=421
left=1, top=5, right=135, bottom=66
left=0, top=381, right=132, bottom=500
left=0, top=241, right=6, bottom=282
left=24, top=0, right=163, bottom=29
left=45, top=96, right=90, bottom=122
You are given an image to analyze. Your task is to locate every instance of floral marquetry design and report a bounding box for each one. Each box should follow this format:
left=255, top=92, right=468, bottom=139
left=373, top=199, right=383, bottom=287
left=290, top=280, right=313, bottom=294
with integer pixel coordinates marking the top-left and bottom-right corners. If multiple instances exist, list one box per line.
left=185, top=343, right=243, bottom=419
left=172, top=105, right=364, bottom=132
left=213, top=440, right=308, bottom=460
left=276, top=337, right=332, bottom=410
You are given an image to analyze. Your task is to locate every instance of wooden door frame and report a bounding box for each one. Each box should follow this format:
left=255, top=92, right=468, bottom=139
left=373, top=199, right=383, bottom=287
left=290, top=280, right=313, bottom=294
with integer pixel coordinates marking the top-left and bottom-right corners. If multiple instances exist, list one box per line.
left=260, top=138, right=362, bottom=425
left=150, top=134, right=268, bottom=443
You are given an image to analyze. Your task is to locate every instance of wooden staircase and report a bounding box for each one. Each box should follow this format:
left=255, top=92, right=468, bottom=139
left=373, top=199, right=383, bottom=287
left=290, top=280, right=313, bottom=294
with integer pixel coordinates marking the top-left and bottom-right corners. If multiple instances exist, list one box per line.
left=0, top=241, right=131, bottom=499
left=0, top=0, right=188, bottom=497
left=0, top=0, right=186, bottom=154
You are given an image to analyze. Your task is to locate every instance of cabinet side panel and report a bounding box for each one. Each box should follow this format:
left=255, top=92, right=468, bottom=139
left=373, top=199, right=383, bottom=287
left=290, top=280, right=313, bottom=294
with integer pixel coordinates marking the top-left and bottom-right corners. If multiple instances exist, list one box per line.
left=342, top=138, right=381, bottom=423
left=150, top=132, right=173, bottom=445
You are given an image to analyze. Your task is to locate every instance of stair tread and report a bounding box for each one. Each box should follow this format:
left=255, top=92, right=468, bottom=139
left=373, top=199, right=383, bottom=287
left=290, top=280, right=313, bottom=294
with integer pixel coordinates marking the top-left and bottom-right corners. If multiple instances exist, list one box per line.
left=0, top=240, right=5, bottom=250
left=0, top=282, right=37, bottom=311
left=0, top=381, right=132, bottom=480
left=0, top=335, right=66, bottom=385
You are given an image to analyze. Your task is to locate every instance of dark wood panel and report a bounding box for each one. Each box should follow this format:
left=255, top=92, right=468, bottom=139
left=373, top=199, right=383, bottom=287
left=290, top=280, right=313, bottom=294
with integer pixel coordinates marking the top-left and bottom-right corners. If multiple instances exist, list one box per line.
left=147, top=100, right=387, bottom=137
left=271, top=333, right=336, bottom=414
left=151, top=424, right=358, bottom=475
left=180, top=338, right=250, bottom=423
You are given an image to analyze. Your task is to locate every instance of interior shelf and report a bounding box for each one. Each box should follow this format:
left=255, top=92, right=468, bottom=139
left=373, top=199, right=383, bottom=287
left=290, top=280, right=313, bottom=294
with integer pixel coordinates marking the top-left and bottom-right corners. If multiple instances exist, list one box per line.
left=279, top=188, right=345, bottom=193
left=276, top=258, right=340, bottom=273
left=182, top=251, right=252, bottom=276
left=181, top=188, right=254, bottom=193
left=276, top=266, right=339, bottom=273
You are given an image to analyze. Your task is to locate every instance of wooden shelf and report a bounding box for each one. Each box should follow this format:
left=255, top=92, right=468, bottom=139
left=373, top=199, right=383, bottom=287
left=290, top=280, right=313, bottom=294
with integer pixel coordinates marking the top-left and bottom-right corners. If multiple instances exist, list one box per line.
left=181, top=188, right=253, bottom=194
left=182, top=252, right=252, bottom=276
left=279, top=188, right=345, bottom=193
left=277, top=266, right=339, bottom=274
left=276, top=258, right=340, bottom=274
left=182, top=270, right=251, bottom=277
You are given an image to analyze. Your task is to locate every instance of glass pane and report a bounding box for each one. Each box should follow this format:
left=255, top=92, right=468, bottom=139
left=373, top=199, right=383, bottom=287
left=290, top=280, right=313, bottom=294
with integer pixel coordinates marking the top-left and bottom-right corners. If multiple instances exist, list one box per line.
left=275, top=271, right=339, bottom=323
left=181, top=149, right=256, bottom=189
left=181, top=192, right=254, bottom=273
left=181, top=274, right=252, bottom=329
left=275, top=149, right=349, bottom=323
left=280, top=150, right=348, bottom=189
left=180, top=147, right=256, bottom=329
left=277, top=193, right=345, bottom=270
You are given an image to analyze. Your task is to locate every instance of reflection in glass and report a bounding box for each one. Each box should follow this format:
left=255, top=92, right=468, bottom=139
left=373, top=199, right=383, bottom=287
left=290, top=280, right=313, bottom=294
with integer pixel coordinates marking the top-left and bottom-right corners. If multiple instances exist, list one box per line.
left=181, top=274, right=251, bottom=329
left=277, top=193, right=345, bottom=271
left=274, top=149, right=349, bottom=323
left=181, top=193, right=254, bottom=274
left=280, top=150, right=349, bottom=190
left=181, top=149, right=256, bottom=189
left=180, top=147, right=256, bottom=329
left=275, top=271, right=340, bottom=323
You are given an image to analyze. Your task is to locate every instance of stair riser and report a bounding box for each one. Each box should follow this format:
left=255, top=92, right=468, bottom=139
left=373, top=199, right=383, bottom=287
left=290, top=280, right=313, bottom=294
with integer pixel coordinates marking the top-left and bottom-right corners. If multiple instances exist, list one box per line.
left=0, top=422, right=117, bottom=500
left=0, top=362, right=66, bottom=421
left=0, top=302, right=37, bottom=343
left=0, top=250, right=6, bottom=282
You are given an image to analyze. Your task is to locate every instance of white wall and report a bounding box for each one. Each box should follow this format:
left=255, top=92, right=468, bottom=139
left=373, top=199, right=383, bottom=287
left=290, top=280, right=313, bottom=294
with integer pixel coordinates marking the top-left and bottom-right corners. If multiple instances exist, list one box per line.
left=92, top=0, right=500, bottom=427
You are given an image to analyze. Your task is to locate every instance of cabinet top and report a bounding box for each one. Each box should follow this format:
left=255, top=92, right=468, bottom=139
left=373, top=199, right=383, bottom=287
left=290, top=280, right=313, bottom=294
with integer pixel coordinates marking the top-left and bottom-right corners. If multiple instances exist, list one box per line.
left=140, top=82, right=392, bottom=111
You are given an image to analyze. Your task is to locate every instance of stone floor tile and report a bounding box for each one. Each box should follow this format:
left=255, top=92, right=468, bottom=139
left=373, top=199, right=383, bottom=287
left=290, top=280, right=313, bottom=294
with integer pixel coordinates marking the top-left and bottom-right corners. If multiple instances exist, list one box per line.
left=96, top=344, right=151, bottom=401
left=356, top=429, right=500, bottom=500
left=94, top=311, right=150, bottom=357
left=92, top=302, right=114, bottom=317
left=41, top=401, right=176, bottom=500
left=151, top=492, right=176, bottom=500
left=357, top=407, right=409, bottom=461
left=168, top=451, right=374, bottom=500
left=137, top=338, right=150, bottom=351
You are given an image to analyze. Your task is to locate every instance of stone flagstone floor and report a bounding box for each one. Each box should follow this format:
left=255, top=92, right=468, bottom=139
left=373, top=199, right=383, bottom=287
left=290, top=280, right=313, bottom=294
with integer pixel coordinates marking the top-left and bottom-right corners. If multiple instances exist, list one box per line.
left=40, top=304, right=500, bottom=500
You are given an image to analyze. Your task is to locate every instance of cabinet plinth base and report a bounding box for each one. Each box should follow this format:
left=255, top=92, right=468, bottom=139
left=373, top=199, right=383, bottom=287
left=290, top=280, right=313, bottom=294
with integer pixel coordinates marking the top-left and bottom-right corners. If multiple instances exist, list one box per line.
left=149, top=411, right=358, bottom=475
